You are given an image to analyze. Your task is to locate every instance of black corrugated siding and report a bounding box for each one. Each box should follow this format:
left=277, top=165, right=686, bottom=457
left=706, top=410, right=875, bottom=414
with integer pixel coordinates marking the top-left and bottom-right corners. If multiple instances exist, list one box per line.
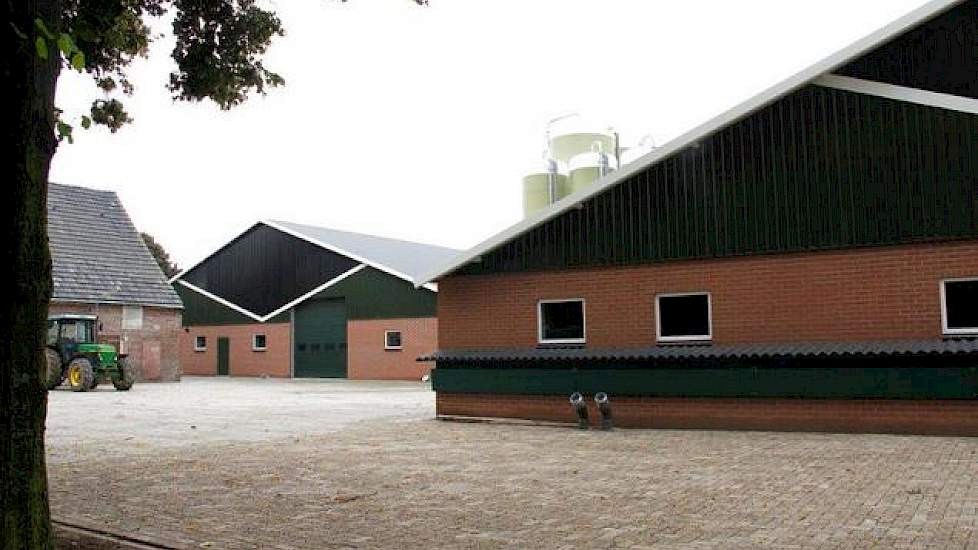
left=181, top=224, right=359, bottom=317
left=460, top=85, right=978, bottom=275
left=837, top=1, right=978, bottom=99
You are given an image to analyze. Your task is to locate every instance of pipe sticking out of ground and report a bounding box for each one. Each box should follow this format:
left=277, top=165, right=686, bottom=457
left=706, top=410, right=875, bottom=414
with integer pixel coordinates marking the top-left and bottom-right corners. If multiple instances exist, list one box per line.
left=568, top=392, right=589, bottom=429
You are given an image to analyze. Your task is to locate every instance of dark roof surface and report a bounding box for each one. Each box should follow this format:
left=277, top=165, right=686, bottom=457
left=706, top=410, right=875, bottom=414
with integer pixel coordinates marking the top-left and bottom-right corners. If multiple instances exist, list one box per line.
left=47, top=183, right=183, bottom=308
left=423, top=339, right=978, bottom=363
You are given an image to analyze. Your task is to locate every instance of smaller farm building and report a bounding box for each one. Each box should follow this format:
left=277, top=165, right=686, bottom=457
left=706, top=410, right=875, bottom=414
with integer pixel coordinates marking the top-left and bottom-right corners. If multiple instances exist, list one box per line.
left=47, top=183, right=184, bottom=381
left=172, top=220, right=458, bottom=379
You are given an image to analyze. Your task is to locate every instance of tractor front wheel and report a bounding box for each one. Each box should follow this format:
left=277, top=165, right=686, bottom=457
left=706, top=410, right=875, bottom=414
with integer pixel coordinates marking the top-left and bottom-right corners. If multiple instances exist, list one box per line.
left=67, top=358, right=96, bottom=392
left=45, top=349, right=64, bottom=390
left=112, top=357, right=136, bottom=391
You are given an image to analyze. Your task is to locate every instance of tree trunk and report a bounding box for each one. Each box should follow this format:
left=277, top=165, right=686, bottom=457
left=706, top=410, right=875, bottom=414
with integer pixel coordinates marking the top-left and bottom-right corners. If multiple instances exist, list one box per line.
left=1, top=0, right=61, bottom=548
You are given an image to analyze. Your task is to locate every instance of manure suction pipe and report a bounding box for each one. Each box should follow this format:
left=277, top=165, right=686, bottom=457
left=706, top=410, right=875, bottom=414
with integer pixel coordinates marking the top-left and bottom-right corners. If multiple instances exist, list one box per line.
left=594, top=392, right=613, bottom=430
left=568, top=392, right=589, bottom=430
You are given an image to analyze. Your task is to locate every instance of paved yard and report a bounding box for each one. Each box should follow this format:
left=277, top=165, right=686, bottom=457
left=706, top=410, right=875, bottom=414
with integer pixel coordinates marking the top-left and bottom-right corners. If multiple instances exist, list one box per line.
left=47, top=379, right=978, bottom=549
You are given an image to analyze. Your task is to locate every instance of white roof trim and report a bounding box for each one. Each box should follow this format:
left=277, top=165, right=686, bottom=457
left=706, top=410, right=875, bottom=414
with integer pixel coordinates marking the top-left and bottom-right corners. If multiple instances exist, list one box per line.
left=177, top=263, right=367, bottom=323
left=261, top=264, right=366, bottom=320
left=416, top=0, right=965, bottom=286
left=260, top=220, right=438, bottom=292
left=168, top=221, right=260, bottom=284
left=176, top=280, right=265, bottom=322
left=169, top=220, right=438, bottom=292
left=814, top=74, right=978, bottom=115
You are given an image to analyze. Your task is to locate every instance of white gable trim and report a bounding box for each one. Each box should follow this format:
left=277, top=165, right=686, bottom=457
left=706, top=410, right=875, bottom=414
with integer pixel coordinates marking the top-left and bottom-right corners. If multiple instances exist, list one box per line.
left=261, top=264, right=366, bottom=320
left=177, top=263, right=367, bottom=323
left=176, top=280, right=265, bottom=322
left=168, top=221, right=261, bottom=284
left=815, top=74, right=978, bottom=115
left=261, top=220, right=438, bottom=292
left=169, top=220, right=438, bottom=292
left=416, top=0, right=965, bottom=286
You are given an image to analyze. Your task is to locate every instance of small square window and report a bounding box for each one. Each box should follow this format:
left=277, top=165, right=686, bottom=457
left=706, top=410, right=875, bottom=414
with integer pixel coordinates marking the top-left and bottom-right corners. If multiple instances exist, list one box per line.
left=657, top=293, right=712, bottom=343
left=942, top=279, right=978, bottom=335
left=252, top=334, right=267, bottom=351
left=194, top=336, right=207, bottom=352
left=538, top=299, right=585, bottom=344
left=385, top=330, right=403, bottom=350
left=122, top=305, right=143, bottom=330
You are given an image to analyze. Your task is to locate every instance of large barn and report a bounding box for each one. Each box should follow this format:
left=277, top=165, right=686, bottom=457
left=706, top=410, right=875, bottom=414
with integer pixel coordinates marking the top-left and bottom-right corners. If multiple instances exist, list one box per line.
left=419, top=0, right=978, bottom=435
left=173, top=220, right=457, bottom=379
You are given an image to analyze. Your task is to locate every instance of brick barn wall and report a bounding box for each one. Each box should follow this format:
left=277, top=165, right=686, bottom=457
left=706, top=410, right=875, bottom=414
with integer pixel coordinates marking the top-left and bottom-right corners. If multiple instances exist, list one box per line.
left=179, top=323, right=291, bottom=378
left=438, top=241, right=978, bottom=349
left=48, top=302, right=182, bottom=382
left=347, top=317, right=437, bottom=380
left=436, top=393, right=978, bottom=437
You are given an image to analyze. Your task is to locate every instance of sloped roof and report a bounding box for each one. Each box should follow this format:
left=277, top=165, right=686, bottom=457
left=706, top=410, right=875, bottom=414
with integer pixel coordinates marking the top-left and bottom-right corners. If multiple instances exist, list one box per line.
left=47, top=183, right=183, bottom=308
left=422, top=339, right=978, bottom=363
left=417, top=0, right=967, bottom=285
left=263, top=220, right=460, bottom=283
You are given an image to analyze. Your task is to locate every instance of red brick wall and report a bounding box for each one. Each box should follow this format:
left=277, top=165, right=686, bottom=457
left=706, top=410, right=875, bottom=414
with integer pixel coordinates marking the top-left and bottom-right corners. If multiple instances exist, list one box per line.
left=437, top=393, right=978, bottom=436
left=438, top=241, right=978, bottom=348
left=179, top=323, right=290, bottom=377
left=49, top=302, right=182, bottom=381
left=347, top=317, right=437, bottom=380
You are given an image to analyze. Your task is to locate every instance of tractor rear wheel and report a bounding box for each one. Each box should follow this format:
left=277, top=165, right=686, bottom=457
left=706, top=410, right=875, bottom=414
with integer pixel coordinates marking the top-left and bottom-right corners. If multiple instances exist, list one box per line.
left=45, top=349, right=64, bottom=390
left=67, top=358, right=96, bottom=392
left=113, top=357, right=135, bottom=391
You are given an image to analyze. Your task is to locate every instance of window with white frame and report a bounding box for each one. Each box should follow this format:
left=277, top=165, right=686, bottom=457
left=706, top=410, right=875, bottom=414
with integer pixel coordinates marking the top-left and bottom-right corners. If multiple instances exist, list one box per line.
left=122, top=305, right=143, bottom=330
left=194, top=335, right=207, bottom=352
left=538, top=299, right=586, bottom=344
left=385, top=330, right=403, bottom=350
left=941, top=279, right=978, bottom=335
left=252, top=334, right=267, bottom=351
left=656, top=292, right=712, bottom=343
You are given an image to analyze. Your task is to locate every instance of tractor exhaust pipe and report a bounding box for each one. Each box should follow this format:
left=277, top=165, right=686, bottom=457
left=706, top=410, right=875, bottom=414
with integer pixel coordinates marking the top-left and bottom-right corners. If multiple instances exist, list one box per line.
left=569, top=392, right=589, bottom=429
left=594, top=392, right=613, bottom=430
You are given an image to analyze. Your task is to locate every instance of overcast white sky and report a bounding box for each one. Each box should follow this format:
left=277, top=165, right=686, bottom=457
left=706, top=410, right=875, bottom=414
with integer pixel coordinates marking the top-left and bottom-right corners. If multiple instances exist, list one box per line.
left=51, top=0, right=927, bottom=268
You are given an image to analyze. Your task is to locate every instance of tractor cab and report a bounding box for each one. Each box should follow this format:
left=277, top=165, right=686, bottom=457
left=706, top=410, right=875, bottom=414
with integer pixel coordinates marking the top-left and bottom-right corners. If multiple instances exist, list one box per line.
left=47, top=314, right=99, bottom=361
left=45, top=314, right=135, bottom=392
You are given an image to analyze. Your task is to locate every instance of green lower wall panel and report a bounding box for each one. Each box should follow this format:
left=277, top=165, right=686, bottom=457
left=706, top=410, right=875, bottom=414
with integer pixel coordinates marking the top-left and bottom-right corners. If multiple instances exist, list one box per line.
left=432, top=361, right=978, bottom=399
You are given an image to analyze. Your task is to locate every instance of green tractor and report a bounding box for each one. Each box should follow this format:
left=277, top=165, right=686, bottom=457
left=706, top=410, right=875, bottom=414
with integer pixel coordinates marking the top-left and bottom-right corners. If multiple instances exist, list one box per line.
left=45, top=314, right=136, bottom=392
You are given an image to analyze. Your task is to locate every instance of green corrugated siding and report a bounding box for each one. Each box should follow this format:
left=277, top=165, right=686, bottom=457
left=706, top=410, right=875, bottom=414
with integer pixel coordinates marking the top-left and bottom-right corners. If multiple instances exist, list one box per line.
left=460, top=85, right=978, bottom=276
left=432, top=358, right=978, bottom=399
left=311, top=267, right=437, bottom=320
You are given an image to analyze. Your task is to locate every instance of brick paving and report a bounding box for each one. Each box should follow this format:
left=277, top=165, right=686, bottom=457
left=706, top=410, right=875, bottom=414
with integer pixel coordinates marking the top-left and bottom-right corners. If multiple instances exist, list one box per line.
left=48, top=418, right=978, bottom=549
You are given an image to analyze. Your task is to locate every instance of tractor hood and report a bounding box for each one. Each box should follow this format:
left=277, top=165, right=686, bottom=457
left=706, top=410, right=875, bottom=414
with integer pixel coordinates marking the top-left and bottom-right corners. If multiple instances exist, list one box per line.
left=77, top=343, right=117, bottom=363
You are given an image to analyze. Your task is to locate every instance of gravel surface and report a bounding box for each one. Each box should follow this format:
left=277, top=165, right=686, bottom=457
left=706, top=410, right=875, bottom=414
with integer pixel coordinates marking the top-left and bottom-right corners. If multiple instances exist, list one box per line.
left=46, top=377, right=432, bottom=461
left=48, top=392, right=978, bottom=549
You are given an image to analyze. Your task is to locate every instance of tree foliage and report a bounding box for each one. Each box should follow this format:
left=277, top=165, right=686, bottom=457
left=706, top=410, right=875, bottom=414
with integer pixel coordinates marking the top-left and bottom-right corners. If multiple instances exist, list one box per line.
left=141, top=232, right=180, bottom=278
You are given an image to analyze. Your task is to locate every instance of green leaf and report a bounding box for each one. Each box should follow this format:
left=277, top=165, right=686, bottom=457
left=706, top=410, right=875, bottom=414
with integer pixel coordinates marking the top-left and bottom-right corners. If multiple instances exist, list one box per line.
left=34, top=18, right=54, bottom=40
left=56, top=121, right=73, bottom=144
left=70, top=51, right=85, bottom=71
left=80, top=116, right=91, bottom=130
left=35, top=37, right=48, bottom=60
left=57, top=34, right=74, bottom=56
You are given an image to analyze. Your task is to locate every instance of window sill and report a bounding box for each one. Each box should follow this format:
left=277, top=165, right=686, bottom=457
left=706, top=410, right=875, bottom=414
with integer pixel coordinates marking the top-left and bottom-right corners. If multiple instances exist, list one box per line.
left=194, top=349, right=207, bottom=353
left=656, top=338, right=713, bottom=346
left=252, top=348, right=267, bottom=352
left=385, top=347, right=403, bottom=352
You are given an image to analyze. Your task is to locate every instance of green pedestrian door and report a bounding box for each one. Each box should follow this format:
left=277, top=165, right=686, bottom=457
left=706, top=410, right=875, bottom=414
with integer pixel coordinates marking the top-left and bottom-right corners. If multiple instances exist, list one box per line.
left=294, top=298, right=347, bottom=378
left=217, top=337, right=229, bottom=375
